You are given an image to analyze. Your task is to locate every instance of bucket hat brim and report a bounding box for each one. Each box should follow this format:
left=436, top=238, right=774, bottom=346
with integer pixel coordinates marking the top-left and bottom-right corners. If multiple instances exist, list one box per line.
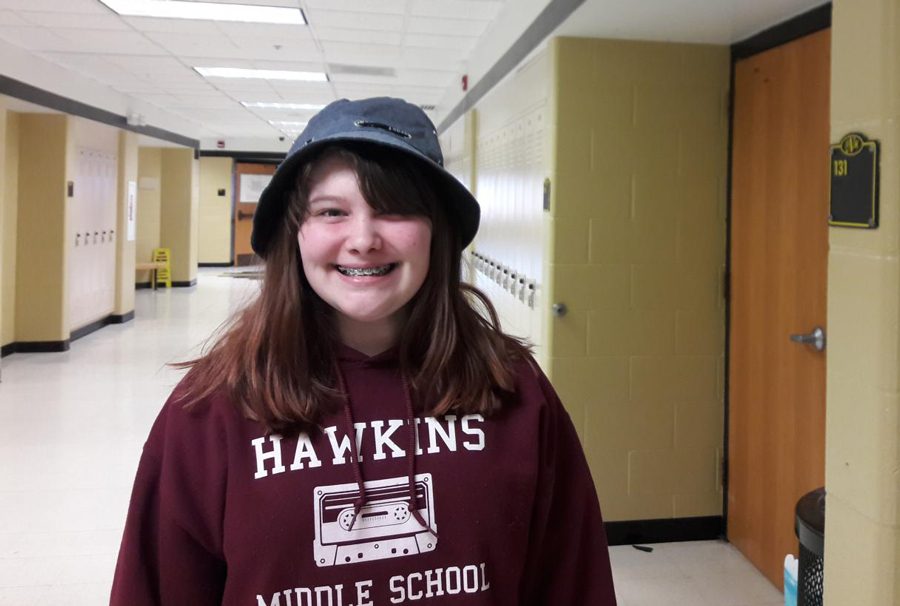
left=251, top=99, right=480, bottom=258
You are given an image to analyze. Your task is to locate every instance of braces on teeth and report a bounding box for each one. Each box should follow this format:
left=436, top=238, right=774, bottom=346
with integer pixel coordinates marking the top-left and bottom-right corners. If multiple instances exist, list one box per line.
left=339, top=265, right=393, bottom=277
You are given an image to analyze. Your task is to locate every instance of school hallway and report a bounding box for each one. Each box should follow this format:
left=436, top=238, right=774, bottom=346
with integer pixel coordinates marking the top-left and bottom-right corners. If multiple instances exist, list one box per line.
left=0, top=270, right=782, bottom=606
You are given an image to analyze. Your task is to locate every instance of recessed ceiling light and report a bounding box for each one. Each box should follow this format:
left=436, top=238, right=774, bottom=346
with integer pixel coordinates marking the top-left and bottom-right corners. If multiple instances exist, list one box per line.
left=242, top=102, right=326, bottom=110
left=99, top=0, right=306, bottom=24
left=195, top=67, right=327, bottom=82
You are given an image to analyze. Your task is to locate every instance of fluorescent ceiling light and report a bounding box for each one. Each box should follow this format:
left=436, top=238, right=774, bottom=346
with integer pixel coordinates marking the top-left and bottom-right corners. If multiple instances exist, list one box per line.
left=242, top=102, right=326, bottom=110
left=99, top=0, right=305, bottom=24
left=196, top=67, right=326, bottom=82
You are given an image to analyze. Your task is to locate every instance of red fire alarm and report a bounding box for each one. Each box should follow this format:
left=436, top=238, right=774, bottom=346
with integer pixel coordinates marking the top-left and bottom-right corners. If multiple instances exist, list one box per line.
left=462, top=74, right=468, bottom=92
left=216, top=140, right=225, bottom=149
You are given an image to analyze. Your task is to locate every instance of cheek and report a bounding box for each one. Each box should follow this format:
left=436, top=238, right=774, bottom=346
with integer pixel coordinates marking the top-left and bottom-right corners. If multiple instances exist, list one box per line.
left=403, top=221, right=432, bottom=260
left=296, top=229, right=329, bottom=263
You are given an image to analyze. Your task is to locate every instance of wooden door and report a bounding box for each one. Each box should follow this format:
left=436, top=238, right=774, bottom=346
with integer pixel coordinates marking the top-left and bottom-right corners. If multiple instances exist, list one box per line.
left=728, top=29, right=829, bottom=587
left=234, top=162, right=277, bottom=266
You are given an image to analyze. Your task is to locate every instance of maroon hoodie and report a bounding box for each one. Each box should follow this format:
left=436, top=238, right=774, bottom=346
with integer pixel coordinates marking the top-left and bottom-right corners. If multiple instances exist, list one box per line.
left=110, top=347, right=617, bottom=605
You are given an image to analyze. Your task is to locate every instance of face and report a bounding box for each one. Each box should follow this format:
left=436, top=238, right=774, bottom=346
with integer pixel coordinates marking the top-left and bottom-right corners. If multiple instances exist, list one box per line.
left=297, top=155, right=432, bottom=347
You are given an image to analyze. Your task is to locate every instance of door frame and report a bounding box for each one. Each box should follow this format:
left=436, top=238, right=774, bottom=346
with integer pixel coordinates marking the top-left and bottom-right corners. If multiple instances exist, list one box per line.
left=197, top=150, right=285, bottom=266
left=723, top=3, right=832, bottom=529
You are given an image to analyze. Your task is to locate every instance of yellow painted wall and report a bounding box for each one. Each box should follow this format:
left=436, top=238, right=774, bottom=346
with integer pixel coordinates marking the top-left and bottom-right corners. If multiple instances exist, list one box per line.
left=198, top=156, right=233, bottom=264
left=825, top=1, right=900, bottom=603
left=115, top=131, right=138, bottom=314
left=136, top=147, right=161, bottom=275
left=160, top=148, right=199, bottom=284
left=15, top=114, right=69, bottom=342
left=0, top=108, right=6, bottom=346
left=548, top=38, right=729, bottom=521
left=1, top=110, right=18, bottom=346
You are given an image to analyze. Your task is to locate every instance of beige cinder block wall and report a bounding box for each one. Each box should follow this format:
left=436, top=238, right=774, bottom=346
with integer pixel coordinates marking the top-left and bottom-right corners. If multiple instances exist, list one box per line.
left=1, top=111, right=18, bottom=347
left=15, top=114, right=69, bottom=343
left=160, top=148, right=199, bottom=284
left=115, top=131, right=138, bottom=315
left=136, top=147, right=162, bottom=274
left=548, top=38, right=729, bottom=521
left=198, top=156, right=233, bottom=264
left=0, top=107, right=5, bottom=346
left=825, top=1, right=900, bottom=603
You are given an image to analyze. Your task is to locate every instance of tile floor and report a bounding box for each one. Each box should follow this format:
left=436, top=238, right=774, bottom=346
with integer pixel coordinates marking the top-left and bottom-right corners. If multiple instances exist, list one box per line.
left=0, top=270, right=785, bottom=606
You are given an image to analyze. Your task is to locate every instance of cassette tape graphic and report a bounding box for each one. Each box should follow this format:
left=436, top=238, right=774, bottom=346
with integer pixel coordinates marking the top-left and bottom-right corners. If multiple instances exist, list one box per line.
left=313, top=473, right=437, bottom=567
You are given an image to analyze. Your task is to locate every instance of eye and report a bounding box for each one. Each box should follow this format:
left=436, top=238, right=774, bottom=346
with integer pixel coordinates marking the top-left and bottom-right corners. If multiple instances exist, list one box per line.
left=315, top=208, right=345, bottom=218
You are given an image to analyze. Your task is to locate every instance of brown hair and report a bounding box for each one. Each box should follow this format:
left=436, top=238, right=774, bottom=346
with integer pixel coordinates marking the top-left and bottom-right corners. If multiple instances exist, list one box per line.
left=176, top=144, right=530, bottom=435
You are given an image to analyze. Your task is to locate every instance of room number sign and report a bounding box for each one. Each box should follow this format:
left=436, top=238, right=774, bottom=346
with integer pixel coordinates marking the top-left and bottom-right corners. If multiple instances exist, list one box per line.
left=829, top=132, right=879, bottom=228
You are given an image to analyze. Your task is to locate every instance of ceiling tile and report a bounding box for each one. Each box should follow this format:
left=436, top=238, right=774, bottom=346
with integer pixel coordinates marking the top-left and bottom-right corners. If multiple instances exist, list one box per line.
left=0, top=0, right=108, bottom=13
left=227, top=36, right=319, bottom=58
left=213, top=21, right=311, bottom=39
left=183, top=0, right=298, bottom=7
left=18, top=11, right=130, bottom=30
left=409, top=0, right=504, bottom=21
left=320, top=41, right=400, bottom=64
left=263, top=81, right=335, bottom=99
left=397, top=69, right=458, bottom=87
left=404, top=33, right=478, bottom=51
left=167, top=95, right=240, bottom=110
left=408, top=16, right=490, bottom=36
left=0, top=9, right=30, bottom=26
left=0, top=25, right=77, bottom=52
left=53, top=29, right=167, bottom=55
left=106, top=55, right=187, bottom=75
left=400, top=47, right=465, bottom=70
left=306, top=9, right=404, bottom=31
left=143, top=32, right=242, bottom=59
left=313, top=27, right=403, bottom=46
left=304, top=0, right=405, bottom=14
left=122, top=16, right=222, bottom=35
left=203, top=78, right=281, bottom=93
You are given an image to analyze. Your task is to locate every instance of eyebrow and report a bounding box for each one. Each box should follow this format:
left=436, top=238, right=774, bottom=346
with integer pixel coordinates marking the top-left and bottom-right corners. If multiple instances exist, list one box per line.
left=307, top=195, right=347, bottom=205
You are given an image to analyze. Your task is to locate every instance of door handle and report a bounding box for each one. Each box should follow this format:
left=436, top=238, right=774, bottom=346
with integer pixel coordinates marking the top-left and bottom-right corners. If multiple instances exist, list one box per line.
left=790, top=326, right=826, bottom=352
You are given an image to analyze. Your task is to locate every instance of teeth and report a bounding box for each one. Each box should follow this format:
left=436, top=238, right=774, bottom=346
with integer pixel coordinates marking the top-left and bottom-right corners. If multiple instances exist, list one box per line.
left=337, top=264, right=394, bottom=277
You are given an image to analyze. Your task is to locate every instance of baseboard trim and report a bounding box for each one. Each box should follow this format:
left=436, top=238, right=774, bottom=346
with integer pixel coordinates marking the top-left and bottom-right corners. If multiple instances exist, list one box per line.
left=15, top=340, right=71, bottom=353
left=71, top=316, right=112, bottom=342
left=172, top=279, right=197, bottom=288
left=2, top=312, right=135, bottom=357
left=605, top=516, right=724, bottom=546
left=109, top=311, right=134, bottom=324
left=135, top=282, right=152, bottom=289
left=199, top=262, right=234, bottom=267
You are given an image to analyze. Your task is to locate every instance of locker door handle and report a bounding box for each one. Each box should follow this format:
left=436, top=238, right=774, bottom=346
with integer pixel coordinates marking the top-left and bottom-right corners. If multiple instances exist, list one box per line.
left=790, top=326, right=826, bottom=352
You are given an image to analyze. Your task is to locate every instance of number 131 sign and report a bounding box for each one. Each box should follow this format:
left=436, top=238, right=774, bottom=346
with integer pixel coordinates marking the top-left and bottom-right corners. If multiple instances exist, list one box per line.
left=829, top=132, right=879, bottom=228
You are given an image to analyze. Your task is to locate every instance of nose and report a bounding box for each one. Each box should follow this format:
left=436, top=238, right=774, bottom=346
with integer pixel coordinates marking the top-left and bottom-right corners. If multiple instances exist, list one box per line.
left=346, top=214, right=382, bottom=253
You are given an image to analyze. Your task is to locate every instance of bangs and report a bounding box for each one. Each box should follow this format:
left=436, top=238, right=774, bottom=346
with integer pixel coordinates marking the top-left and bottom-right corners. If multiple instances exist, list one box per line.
left=294, top=144, right=438, bottom=221
left=354, top=148, right=435, bottom=218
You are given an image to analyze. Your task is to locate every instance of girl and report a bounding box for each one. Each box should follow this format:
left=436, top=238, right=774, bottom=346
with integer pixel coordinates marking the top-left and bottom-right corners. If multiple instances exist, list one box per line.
left=111, top=97, right=616, bottom=606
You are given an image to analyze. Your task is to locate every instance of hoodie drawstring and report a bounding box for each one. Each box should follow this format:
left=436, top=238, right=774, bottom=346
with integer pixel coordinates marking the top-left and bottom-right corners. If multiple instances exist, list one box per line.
left=401, top=375, right=438, bottom=538
left=335, top=363, right=437, bottom=539
left=335, top=366, right=367, bottom=532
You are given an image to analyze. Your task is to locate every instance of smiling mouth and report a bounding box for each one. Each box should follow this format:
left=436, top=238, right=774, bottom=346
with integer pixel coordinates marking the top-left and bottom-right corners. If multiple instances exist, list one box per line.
left=336, top=264, right=397, bottom=277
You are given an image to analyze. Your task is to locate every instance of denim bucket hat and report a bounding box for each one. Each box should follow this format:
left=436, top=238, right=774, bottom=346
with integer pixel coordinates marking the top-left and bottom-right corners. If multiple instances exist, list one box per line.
left=251, top=97, right=480, bottom=258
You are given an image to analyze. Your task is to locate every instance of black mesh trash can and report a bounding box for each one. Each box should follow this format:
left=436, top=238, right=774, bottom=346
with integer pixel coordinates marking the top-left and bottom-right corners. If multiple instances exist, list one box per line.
left=795, top=488, right=825, bottom=606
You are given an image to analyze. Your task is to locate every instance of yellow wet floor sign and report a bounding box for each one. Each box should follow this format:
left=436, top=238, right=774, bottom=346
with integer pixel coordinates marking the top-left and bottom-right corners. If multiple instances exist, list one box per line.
left=151, top=248, right=172, bottom=288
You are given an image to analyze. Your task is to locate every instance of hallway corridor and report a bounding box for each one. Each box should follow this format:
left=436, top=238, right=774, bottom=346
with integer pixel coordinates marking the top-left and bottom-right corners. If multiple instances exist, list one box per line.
left=0, top=270, right=783, bottom=606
